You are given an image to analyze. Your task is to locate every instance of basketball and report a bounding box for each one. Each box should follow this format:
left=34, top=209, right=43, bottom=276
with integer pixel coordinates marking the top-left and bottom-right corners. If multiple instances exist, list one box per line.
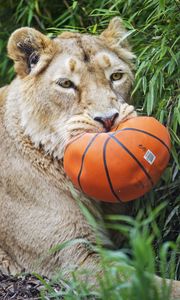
left=64, top=117, right=171, bottom=202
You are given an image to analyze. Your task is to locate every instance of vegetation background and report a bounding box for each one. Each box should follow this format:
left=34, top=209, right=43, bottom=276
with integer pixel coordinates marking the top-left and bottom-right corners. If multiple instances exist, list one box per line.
left=0, top=0, right=179, bottom=299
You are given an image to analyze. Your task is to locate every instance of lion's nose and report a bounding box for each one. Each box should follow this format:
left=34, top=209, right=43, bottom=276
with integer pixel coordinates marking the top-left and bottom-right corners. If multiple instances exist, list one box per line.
left=94, top=112, right=119, bottom=131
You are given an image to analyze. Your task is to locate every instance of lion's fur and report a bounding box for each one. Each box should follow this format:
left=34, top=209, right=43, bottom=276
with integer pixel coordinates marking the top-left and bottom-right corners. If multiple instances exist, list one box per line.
left=0, top=18, right=179, bottom=297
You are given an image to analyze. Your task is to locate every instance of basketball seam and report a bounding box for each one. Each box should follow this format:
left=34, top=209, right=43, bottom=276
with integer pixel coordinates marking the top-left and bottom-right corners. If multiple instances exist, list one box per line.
left=110, top=135, right=154, bottom=186
left=103, top=136, right=122, bottom=203
left=109, top=127, right=170, bottom=153
left=77, top=133, right=100, bottom=192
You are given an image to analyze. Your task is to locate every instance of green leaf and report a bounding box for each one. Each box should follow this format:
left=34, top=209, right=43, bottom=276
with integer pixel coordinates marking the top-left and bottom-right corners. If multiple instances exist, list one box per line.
left=159, top=0, right=166, bottom=11
left=146, top=84, right=154, bottom=115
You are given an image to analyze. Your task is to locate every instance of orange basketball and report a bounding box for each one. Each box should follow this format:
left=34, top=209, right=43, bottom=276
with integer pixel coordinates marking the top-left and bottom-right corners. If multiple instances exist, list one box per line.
left=64, top=117, right=171, bottom=202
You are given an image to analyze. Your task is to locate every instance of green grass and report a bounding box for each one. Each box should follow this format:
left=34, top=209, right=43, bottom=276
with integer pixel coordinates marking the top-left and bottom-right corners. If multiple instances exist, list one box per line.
left=0, top=0, right=179, bottom=298
left=34, top=203, right=178, bottom=299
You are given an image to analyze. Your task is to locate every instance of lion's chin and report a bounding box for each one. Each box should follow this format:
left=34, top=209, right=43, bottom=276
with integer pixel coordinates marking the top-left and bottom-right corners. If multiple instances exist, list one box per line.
left=64, top=127, right=103, bottom=150
left=71, top=126, right=103, bottom=137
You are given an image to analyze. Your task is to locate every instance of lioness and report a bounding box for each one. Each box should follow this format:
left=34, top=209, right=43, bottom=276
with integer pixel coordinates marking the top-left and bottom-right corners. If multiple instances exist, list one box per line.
left=0, top=18, right=179, bottom=297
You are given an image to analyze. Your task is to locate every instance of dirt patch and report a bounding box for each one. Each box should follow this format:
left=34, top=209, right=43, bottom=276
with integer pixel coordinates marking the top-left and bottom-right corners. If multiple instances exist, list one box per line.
left=0, top=273, right=44, bottom=300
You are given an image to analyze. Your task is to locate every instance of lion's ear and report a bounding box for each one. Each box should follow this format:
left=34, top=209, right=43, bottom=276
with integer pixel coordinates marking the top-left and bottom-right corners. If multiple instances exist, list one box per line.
left=7, top=27, right=55, bottom=77
left=100, top=17, right=132, bottom=51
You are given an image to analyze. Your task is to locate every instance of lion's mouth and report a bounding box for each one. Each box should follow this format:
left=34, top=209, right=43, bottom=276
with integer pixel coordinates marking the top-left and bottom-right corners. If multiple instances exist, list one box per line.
left=66, top=108, right=137, bottom=147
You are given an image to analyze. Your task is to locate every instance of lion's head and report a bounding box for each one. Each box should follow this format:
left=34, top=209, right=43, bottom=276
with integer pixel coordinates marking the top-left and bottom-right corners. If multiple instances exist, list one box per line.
left=7, top=18, right=136, bottom=159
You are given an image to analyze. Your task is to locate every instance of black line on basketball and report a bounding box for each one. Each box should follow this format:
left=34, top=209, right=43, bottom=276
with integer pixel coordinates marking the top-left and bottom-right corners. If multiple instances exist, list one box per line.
left=111, top=135, right=154, bottom=186
left=103, top=136, right=122, bottom=203
left=113, top=127, right=170, bottom=154
left=78, top=133, right=100, bottom=192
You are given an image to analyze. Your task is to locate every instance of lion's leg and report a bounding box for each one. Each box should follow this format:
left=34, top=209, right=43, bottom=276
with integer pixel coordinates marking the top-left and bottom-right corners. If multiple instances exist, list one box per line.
left=0, top=247, right=22, bottom=275
left=100, top=201, right=134, bottom=248
left=155, top=275, right=180, bottom=300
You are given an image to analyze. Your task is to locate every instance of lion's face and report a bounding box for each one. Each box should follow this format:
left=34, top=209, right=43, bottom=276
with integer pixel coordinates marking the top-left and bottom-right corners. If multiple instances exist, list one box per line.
left=8, top=18, right=136, bottom=159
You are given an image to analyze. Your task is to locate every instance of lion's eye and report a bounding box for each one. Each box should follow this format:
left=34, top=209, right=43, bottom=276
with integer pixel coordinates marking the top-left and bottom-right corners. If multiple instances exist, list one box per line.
left=29, top=52, right=39, bottom=67
left=56, top=79, right=74, bottom=89
left=110, top=72, right=123, bottom=81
